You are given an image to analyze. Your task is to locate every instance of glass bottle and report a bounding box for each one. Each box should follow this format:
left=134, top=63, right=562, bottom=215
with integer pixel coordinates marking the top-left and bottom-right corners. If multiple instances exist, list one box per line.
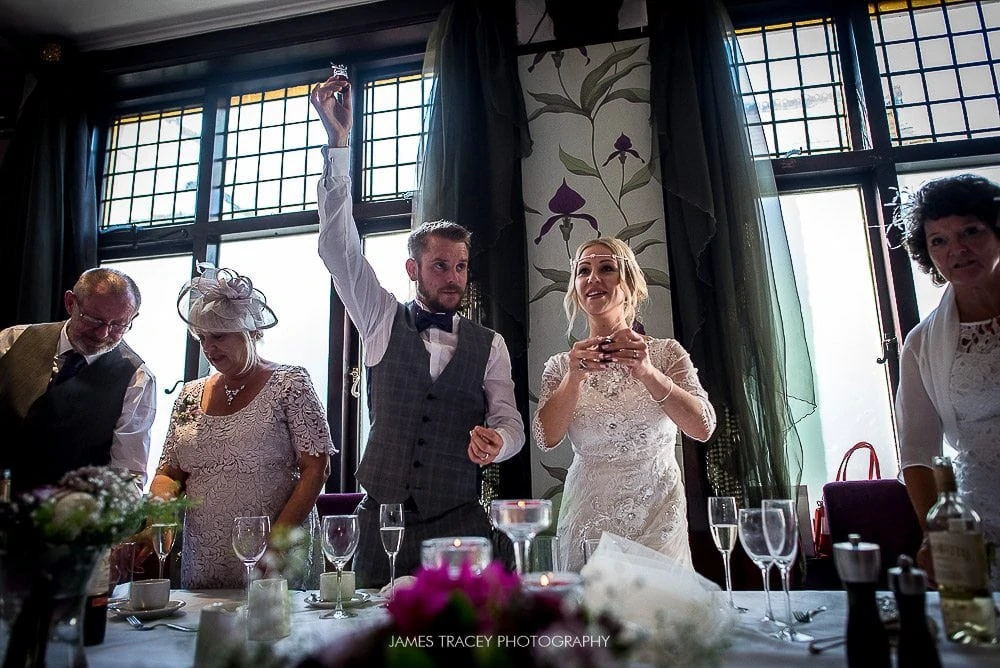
left=926, top=455, right=997, bottom=644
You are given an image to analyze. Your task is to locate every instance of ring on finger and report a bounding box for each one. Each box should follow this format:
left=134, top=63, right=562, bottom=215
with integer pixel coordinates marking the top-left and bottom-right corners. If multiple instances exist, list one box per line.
left=632, top=350, right=638, bottom=359
left=480, top=452, right=488, bottom=461
left=579, top=359, right=587, bottom=370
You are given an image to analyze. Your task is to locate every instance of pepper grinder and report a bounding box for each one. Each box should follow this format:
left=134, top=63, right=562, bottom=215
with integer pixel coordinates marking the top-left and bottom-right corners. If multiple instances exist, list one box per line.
left=833, top=533, right=891, bottom=668
left=888, top=555, right=941, bottom=668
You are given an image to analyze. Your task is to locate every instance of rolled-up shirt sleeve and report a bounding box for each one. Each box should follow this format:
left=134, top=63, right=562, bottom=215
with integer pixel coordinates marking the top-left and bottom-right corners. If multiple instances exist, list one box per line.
left=110, top=364, right=156, bottom=487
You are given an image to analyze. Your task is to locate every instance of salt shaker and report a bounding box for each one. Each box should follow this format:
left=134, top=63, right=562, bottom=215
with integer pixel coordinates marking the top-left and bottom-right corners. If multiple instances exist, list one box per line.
left=888, top=555, right=941, bottom=668
left=833, top=533, right=891, bottom=668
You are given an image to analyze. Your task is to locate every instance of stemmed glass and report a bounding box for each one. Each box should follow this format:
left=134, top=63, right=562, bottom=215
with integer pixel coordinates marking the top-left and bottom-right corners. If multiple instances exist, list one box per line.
left=762, top=499, right=811, bottom=642
left=708, top=496, right=746, bottom=612
left=320, top=515, right=359, bottom=619
left=232, top=516, right=270, bottom=605
left=489, top=499, right=552, bottom=575
left=738, top=507, right=780, bottom=625
left=380, top=504, right=405, bottom=602
left=151, top=523, right=178, bottom=580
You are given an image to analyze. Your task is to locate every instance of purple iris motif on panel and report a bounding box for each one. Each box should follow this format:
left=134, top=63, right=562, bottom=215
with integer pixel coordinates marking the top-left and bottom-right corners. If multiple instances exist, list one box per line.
left=534, top=180, right=599, bottom=244
left=602, top=133, right=644, bottom=166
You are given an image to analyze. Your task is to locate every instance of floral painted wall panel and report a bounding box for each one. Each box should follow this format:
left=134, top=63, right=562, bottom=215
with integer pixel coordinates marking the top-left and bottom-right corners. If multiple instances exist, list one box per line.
left=519, top=38, right=673, bottom=501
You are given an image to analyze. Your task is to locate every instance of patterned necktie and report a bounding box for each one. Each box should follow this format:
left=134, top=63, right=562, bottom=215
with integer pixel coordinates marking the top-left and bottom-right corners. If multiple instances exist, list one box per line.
left=414, top=307, right=454, bottom=333
left=50, top=351, right=87, bottom=388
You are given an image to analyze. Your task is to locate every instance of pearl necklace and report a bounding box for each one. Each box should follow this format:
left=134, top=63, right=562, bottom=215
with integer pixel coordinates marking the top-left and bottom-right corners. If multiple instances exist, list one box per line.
left=223, top=383, right=246, bottom=405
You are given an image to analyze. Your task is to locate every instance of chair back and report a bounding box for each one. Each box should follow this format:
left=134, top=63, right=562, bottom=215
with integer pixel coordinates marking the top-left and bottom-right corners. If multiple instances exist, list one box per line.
left=315, top=492, right=364, bottom=518
left=822, top=479, right=922, bottom=587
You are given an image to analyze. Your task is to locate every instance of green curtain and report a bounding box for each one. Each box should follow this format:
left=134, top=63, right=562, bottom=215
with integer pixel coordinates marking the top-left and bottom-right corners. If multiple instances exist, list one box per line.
left=0, top=49, right=99, bottom=329
left=416, top=0, right=533, bottom=500
left=647, top=0, right=816, bottom=509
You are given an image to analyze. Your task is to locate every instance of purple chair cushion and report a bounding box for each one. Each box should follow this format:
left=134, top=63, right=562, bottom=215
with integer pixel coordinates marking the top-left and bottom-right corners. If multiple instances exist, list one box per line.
left=316, top=492, right=365, bottom=517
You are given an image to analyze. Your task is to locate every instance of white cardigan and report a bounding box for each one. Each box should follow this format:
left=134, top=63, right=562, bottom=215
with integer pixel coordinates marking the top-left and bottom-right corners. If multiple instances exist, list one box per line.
left=895, top=285, right=960, bottom=469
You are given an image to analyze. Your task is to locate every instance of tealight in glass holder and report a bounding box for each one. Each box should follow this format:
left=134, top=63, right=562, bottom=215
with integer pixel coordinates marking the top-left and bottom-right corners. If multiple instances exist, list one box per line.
left=421, top=537, right=492, bottom=577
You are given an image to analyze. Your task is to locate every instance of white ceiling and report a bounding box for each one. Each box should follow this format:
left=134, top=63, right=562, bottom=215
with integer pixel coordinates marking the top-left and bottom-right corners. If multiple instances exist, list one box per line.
left=0, top=0, right=383, bottom=51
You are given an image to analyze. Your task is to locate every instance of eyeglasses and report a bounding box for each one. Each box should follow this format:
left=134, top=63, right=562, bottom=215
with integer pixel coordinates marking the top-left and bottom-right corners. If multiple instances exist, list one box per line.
left=75, top=306, right=136, bottom=335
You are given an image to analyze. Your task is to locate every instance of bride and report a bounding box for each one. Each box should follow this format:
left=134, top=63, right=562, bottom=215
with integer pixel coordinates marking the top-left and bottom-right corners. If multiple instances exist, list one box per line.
left=531, top=238, right=717, bottom=571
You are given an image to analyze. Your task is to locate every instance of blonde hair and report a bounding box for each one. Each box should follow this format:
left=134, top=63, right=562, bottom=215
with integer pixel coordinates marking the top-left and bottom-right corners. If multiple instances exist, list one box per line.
left=563, top=237, right=648, bottom=335
left=190, top=328, right=263, bottom=377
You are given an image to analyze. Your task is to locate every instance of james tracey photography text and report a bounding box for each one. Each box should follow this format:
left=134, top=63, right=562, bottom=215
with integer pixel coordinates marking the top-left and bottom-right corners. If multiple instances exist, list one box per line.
left=387, top=635, right=613, bottom=649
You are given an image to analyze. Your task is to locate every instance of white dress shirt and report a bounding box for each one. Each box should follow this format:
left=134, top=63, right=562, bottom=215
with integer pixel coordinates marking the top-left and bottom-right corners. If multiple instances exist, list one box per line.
left=0, top=323, right=156, bottom=486
left=317, top=147, right=524, bottom=462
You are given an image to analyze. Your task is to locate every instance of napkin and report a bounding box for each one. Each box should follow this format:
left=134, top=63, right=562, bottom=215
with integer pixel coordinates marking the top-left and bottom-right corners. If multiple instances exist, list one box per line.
left=581, top=532, right=736, bottom=666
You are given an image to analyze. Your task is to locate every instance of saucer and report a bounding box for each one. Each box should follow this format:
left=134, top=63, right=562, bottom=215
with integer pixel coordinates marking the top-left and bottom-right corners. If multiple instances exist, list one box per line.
left=303, top=592, right=371, bottom=609
left=111, top=600, right=186, bottom=620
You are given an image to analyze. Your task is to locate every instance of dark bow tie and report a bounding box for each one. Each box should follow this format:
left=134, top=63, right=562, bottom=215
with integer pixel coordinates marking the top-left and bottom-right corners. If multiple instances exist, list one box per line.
left=414, top=307, right=454, bottom=333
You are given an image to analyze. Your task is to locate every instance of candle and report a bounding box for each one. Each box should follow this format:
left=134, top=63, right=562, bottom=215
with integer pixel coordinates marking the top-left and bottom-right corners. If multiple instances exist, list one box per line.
left=521, top=571, right=583, bottom=598
left=247, top=578, right=290, bottom=641
left=421, top=537, right=492, bottom=576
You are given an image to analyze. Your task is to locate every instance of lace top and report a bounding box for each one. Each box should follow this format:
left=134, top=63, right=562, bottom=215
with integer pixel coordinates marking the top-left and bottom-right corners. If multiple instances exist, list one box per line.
left=950, top=315, right=1000, bottom=590
left=160, top=365, right=334, bottom=589
left=531, top=338, right=716, bottom=571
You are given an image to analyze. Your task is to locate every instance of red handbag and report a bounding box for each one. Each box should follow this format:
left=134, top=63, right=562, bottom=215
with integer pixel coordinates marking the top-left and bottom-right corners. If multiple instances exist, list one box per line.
left=813, top=442, right=881, bottom=558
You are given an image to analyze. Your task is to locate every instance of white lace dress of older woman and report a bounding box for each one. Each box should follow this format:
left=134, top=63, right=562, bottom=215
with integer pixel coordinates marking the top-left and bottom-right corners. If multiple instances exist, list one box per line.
left=532, top=338, right=716, bottom=572
left=160, top=365, right=332, bottom=589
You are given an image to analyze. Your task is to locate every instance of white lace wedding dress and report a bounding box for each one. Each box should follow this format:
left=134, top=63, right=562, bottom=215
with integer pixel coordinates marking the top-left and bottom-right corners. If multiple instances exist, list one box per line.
left=950, top=316, right=1000, bottom=590
left=532, top=338, right=716, bottom=572
left=160, top=365, right=333, bottom=589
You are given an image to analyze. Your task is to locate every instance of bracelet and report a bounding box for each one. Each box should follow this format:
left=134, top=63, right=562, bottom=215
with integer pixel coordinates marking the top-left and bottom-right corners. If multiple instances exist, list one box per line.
left=651, top=380, right=675, bottom=404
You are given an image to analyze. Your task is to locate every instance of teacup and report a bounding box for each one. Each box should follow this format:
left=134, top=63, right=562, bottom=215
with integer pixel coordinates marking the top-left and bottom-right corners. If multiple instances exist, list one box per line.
left=320, top=571, right=355, bottom=602
left=130, top=578, right=170, bottom=611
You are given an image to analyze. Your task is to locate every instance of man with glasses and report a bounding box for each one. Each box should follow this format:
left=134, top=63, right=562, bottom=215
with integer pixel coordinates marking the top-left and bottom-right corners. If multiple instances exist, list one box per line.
left=0, top=268, right=156, bottom=494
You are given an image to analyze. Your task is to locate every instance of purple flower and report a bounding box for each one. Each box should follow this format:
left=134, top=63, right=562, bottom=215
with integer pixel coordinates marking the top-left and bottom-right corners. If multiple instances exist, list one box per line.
left=534, top=180, right=599, bottom=244
left=602, top=133, right=644, bottom=166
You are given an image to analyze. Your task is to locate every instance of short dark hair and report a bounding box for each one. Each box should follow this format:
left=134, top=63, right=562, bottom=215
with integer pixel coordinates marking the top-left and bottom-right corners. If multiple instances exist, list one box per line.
left=407, top=220, right=472, bottom=261
left=73, top=268, right=142, bottom=311
left=901, top=174, right=1000, bottom=285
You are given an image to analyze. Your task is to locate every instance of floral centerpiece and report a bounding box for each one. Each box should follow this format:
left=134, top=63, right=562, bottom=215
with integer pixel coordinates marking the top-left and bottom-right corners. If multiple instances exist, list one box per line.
left=298, top=562, right=635, bottom=668
left=0, top=465, right=191, bottom=668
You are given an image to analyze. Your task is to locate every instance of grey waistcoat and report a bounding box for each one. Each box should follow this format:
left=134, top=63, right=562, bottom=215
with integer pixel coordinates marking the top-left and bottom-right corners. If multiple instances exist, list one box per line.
left=0, top=322, right=142, bottom=493
left=357, top=302, right=493, bottom=516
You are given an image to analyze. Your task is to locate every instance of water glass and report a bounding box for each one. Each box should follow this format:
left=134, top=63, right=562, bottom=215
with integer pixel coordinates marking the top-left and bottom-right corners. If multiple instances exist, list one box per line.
left=529, top=535, right=560, bottom=572
left=489, top=499, right=552, bottom=575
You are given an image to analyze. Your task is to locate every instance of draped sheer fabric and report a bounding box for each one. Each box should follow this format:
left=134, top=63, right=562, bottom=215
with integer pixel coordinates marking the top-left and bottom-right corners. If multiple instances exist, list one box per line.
left=647, top=0, right=816, bottom=505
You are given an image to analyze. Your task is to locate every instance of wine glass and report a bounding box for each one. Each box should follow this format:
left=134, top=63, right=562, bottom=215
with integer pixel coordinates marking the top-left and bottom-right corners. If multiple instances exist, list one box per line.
left=489, top=499, right=552, bottom=575
left=320, top=514, right=359, bottom=619
left=738, top=507, right=780, bottom=625
left=708, top=496, right=746, bottom=612
left=151, top=523, right=178, bottom=580
left=232, top=516, right=270, bottom=605
left=380, top=504, right=404, bottom=602
left=762, top=499, right=811, bottom=642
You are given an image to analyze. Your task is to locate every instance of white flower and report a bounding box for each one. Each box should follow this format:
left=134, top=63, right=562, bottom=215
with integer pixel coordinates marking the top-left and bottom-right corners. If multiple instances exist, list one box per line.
left=49, top=491, right=99, bottom=539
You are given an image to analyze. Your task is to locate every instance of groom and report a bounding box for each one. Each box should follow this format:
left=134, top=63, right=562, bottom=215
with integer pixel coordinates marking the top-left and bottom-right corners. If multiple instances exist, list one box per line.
left=310, top=73, right=525, bottom=588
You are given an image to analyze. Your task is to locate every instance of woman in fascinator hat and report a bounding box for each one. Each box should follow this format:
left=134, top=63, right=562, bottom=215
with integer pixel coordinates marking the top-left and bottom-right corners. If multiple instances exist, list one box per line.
left=149, top=263, right=335, bottom=589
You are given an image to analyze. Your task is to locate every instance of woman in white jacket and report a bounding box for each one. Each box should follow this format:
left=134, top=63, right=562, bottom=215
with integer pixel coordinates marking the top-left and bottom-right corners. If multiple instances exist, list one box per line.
left=895, top=174, right=1000, bottom=589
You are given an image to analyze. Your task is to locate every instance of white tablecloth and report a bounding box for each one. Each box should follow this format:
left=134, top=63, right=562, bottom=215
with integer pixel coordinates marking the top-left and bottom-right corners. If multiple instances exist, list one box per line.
left=86, top=587, right=1000, bottom=667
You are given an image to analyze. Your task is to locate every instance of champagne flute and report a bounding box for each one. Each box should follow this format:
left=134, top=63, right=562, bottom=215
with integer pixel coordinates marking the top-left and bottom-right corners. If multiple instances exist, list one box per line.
left=380, top=503, right=404, bottom=602
left=708, top=496, right=746, bottom=612
left=738, top=508, right=780, bottom=625
left=151, top=523, right=178, bottom=580
left=320, top=514, right=359, bottom=619
left=232, top=516, right=270, bottom=605
left=762, top=499, right=811, bottom=642
left=489, top=499, right=551, bottom=575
